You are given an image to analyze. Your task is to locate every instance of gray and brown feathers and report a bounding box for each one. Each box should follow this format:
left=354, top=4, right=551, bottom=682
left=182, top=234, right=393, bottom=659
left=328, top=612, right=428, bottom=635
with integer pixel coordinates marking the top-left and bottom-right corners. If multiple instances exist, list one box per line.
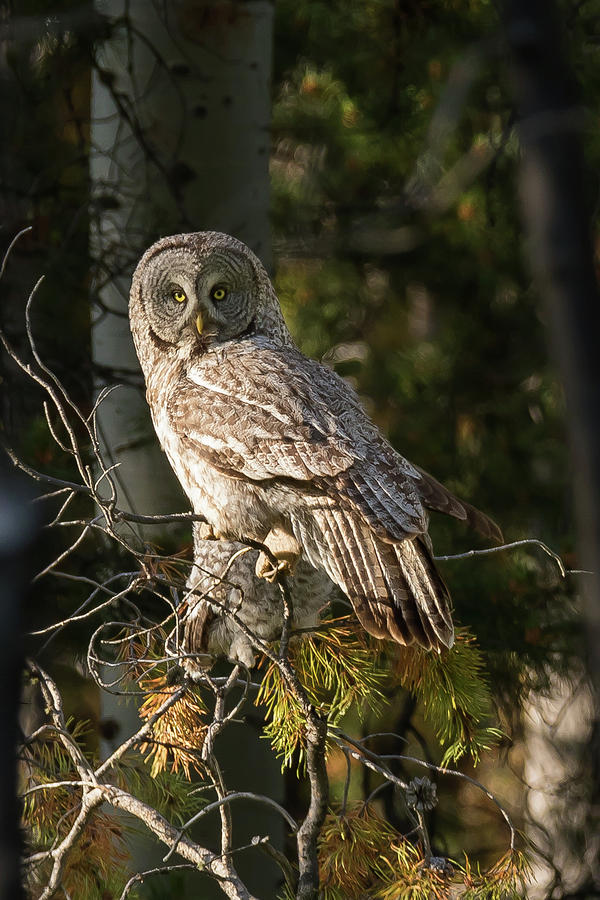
left=169, top=524, right=338, bottom=674
left=130, top=231, right=501, bottom=655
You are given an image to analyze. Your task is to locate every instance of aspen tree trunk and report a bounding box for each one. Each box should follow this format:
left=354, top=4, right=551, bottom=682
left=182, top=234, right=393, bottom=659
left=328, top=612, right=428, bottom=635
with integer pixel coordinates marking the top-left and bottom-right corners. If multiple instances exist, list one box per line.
left=91, top=0, right=273, bottom=526
left=91, top=5, right=280, bottom=897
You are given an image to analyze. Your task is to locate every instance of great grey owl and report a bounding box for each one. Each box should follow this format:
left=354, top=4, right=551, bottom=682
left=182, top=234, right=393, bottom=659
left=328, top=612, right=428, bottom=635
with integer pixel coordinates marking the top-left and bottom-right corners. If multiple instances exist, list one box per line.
left=130, top=231, right=500, bottom=660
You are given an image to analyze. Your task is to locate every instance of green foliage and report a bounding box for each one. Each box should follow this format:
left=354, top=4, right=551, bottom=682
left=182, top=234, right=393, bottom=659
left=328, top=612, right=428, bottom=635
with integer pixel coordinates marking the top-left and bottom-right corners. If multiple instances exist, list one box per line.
left=394, top=630, right=502, bottom=765
left=272, top=0, right=580, bottom=708
left=257, top=620, right=386, bottom=768
left=258, top=619, right=501, bottom=774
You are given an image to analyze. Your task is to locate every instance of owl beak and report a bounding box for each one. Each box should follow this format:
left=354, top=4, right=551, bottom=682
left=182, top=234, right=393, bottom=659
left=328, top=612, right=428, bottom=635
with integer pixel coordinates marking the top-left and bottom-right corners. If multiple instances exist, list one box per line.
left=195, top=312, right=204, bottom=335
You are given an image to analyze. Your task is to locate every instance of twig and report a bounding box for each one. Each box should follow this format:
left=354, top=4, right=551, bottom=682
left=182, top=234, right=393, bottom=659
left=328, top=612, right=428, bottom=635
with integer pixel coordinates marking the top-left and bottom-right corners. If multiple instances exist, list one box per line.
left=339, top=747, right=352, bottom=817
left=332, top=728, right=517, bottom=851
left=118, top=864, right=198, bottom=900
left=0, top=226, right=32, bottom=278
left=165, top=791, right=298, bottom=861
left=434, top=537, right=592, bottom=578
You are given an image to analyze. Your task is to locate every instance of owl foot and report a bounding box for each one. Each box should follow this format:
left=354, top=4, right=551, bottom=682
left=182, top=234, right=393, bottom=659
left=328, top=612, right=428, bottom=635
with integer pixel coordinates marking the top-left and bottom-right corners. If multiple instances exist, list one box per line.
left=196, top=522, right=225, bottom=541
left=255, top=526, right=301, bottom=582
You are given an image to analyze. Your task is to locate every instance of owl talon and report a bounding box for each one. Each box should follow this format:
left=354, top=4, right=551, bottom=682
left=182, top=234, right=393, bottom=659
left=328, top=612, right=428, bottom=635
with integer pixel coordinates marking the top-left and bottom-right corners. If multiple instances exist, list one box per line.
left=197, top=522, right=228, bottom=541
left=255, top=552, right=295, bottom=582
left=197, top=522, right=217, bottom=540
left=255, top=526, right=301, bottom=582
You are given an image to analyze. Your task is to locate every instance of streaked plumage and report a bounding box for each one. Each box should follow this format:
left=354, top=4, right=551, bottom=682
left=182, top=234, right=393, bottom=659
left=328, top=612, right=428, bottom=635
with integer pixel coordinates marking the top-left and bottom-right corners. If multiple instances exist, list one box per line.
left=168, top=524, right=338, bottom=673
left=130, top=231, right=501, bottom=658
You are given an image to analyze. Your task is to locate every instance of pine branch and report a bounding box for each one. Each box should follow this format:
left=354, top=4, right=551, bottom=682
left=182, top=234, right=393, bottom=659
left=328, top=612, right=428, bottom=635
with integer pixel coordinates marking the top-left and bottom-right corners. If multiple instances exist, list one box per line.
left=393, top=629, right=502, bottom=764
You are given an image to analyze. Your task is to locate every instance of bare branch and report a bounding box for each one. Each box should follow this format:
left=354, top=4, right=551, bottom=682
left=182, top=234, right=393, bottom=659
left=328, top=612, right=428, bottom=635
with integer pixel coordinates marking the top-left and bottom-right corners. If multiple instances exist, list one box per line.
left=435, top=537, right=591, bottom=577
left=332, top=728, right=517, bottom=852
left=118, top=864, right=198, bottom=900
left=0, top=226, right=32, bottom=279
left=103, top=784, right=258, bottom=900
left=165, top=791, right=298, bottom=862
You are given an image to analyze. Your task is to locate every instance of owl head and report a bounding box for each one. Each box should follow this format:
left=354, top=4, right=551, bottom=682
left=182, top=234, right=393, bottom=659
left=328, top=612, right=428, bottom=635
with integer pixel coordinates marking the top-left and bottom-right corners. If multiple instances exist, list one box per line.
left=129, top=232, right=290, bottom=373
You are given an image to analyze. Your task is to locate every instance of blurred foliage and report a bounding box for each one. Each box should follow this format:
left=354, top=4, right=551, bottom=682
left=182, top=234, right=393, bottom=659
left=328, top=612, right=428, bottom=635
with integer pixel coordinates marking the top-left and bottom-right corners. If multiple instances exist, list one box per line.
left=0, top=0, right=95, bottom=422
left=271, top=0, right=583, bottom=705
left=268, top=1, right=596, bottom=887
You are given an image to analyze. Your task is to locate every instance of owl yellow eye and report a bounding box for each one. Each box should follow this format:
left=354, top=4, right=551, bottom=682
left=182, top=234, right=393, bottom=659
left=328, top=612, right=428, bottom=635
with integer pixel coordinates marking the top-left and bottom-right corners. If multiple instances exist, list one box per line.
left=210, top=286, right=227, bottom=301
left=173, top=290, right=187, bottom=303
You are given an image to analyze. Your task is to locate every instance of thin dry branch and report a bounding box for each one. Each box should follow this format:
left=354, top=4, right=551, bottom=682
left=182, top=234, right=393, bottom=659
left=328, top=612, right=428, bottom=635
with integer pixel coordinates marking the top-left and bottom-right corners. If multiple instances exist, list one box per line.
left=165, top=791, right=298, bottom=862
left=435, top=538, right=592, bottom=577
left=331, top=728, right=517, bottom=852
left=118, top=863, right=198, bottom=900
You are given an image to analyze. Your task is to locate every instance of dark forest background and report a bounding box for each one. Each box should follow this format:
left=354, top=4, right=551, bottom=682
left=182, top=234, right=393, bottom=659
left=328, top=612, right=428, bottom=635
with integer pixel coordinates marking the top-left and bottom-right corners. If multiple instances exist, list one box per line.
left=1, top=1, right=599, bottom=898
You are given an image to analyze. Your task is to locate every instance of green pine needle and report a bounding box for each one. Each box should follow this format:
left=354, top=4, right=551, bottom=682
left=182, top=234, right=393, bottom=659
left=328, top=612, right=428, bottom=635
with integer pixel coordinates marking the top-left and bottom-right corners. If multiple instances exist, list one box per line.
left=257, top=620, right=386, bottom=768
left=394, top=629, right=503, bottom=765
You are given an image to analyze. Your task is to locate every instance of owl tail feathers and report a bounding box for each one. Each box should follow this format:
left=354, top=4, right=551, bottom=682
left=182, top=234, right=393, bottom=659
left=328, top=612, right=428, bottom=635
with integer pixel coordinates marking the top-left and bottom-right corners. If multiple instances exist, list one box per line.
left=415, top=467, right=503, bottom=544
left=357, top=535, right=454, bottom=652
left=304, top=507, right=454, bottom=652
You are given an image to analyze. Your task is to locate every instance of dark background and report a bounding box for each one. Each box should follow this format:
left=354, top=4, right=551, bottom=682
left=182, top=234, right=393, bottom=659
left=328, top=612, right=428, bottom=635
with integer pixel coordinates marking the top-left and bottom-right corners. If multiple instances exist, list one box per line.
left=1, top=1, right=599, bottom=897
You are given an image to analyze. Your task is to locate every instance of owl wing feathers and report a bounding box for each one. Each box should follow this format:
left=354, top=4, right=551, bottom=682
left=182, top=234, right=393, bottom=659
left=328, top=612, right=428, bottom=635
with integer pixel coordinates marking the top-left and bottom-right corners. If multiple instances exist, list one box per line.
left=166, top=344, right=493, bottom=649
left=413, top=467, right=503, bottom=543
left=311, top=359, right=502, bottom=542
left=170, top=344, right=429, bottom=537
left=294, top=496, right=453, bottom=650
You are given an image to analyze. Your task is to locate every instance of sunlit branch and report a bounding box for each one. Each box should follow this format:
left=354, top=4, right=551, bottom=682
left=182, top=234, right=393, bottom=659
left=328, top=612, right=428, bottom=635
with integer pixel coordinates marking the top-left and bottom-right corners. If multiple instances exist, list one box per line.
left=435, top=537, right=590, bottom=578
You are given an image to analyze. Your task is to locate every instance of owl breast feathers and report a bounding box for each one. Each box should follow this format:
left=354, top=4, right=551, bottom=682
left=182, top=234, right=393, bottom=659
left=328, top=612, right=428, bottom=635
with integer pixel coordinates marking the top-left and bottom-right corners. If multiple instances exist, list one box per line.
left=130, top=231, right=501, bottom=654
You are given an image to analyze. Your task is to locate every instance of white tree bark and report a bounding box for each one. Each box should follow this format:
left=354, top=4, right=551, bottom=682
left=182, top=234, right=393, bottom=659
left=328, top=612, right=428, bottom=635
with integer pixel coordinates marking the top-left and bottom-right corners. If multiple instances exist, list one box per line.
left=90, top=8, right=276, bottom=896
left=90, top=0, right=273, bottom=527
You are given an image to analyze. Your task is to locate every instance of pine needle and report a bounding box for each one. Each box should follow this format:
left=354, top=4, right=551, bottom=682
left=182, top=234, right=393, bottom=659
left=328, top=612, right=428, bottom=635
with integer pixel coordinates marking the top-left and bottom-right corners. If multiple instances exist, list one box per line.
left=138, top=673, right=208, bottom=778
left=257, top=619, right=386, bottom=769
left=394, top=629, right=503, bottom=764
left=319, top=806, right=400, bottom=898
left=21, top=719, right=130, bottom=899
left=458, top=849, right=532, bottom=899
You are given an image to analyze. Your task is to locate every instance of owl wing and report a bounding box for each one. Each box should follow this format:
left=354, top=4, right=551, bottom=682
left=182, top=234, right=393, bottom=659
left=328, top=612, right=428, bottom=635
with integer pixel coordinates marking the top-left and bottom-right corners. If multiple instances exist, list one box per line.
left=169, top=342, right=429, bottom=539
left=168, top=342, right=497, bottom=651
